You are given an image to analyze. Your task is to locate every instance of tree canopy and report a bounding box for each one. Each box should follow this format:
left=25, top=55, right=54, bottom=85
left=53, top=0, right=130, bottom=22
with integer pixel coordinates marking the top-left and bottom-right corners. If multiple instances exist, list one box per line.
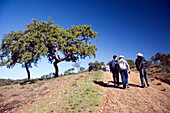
left=80, top=67, right=86, bottom=73
left=0, top=17, right=98, bottom=79
left=126, top=59, right=135, bottom=69
left=151, top=52, right=170, bottom=72
left=88, top=61, right=104, bottom=71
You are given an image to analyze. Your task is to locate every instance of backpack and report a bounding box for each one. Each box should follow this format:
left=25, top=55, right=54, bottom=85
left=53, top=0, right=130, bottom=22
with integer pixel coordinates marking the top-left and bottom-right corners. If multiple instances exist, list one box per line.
left=142, top=59, right=149, bottom=68
left=109, top=60, right=119, bottom=71
left=119, top=60, right=127, bottom=70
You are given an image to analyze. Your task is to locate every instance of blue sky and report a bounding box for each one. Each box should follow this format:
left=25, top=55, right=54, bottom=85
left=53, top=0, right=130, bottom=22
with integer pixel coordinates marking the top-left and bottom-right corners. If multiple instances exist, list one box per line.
left=0, top=0, right=170, bottom=79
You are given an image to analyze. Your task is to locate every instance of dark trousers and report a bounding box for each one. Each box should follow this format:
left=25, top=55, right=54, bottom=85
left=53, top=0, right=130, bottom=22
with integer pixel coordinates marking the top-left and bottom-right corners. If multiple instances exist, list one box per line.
left=112, top=70, right=119, bottom=85
left=120, top=69, right=128, bottom=89
left=139, top=68, right=149, bottom=87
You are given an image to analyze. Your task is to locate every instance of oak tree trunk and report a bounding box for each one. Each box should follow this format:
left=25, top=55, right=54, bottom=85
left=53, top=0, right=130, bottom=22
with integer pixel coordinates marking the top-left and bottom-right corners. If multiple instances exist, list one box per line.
left=53, top=60, right=59, bottom=77
left=25, top=63, right=30, bottom=80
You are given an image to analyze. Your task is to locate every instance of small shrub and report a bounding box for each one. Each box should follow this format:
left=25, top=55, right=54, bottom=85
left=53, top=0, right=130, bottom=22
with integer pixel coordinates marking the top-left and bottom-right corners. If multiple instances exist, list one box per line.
left=90, top=99, right=100, bottom=106
left=152, top=69, right=156, bottom=73
left=165, top=77, right=170, bottom=81
left=48, top=109, right=54, bottom=113
left=151, top=78, right=155, bottom=81
left=157, top=83, right=162, bottom=85
left=161, top=88, right=166, bottom=91
left=72, top=82, right=77, bottom=86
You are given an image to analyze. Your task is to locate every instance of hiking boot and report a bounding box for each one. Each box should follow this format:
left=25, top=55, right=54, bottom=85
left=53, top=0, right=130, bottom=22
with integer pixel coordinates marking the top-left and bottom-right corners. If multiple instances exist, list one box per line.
left=141, top=86, right=145, bottom=88
left=126, top=84, right=129, bottom=88
left=123, top=87, right=126, bottom=90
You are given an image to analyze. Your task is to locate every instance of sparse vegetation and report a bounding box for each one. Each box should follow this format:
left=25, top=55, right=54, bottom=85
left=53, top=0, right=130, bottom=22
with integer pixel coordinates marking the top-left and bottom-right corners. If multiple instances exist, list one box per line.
left=157, top=83, right=162, bottom=85
left=151, top=78, right=155, bottom=81
left=13, top=71, right=104, bottom=113
left=161, top=88, right=166, bottom=91
left=88, top=61, right=105, bottom=71
left=126, top=59, right=136, bottom=69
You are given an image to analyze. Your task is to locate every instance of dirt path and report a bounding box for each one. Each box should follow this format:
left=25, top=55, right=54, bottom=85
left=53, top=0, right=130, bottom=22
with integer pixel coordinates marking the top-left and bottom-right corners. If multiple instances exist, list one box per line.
left=98, top=71, right=170, bottom=113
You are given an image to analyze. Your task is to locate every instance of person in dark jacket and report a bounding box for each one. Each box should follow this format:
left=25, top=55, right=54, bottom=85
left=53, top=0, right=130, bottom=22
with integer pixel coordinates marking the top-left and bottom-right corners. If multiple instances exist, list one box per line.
left=109, top=55, right=119, bottom=87
left=135, top=53, right=150, bottom=88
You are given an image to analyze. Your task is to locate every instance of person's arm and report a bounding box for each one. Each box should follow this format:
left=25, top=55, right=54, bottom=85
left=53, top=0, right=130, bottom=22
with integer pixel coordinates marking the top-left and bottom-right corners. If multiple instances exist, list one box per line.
left=135, top=59, right=139, bottom=71
left=135, top=59, right=137, bottom=68
left=139, top=58, right=144, bottom=70
left=125, top=60, right=131, bottom=72
left=109, top=62, right=112, bottom=73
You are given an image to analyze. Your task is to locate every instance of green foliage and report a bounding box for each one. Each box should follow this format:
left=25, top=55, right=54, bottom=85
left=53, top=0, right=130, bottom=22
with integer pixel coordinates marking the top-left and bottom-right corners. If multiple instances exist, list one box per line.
left=126, top=59, right=135, bottom=69
left=24, top=18, right=98, bottom=63
left=88, top=61, right=105, bottom=71
left=0, top=17, right=98, bottom=78
left=151, top=78, right=155, bottom=81
left=72, top=62, right=80, bottom=72
left=80, top=67, right=86, bottom=73
left=41, top=74, right=53, bottom=79
left=0, top=30, right=47, bottom=69
left=65, top=74, right=101, bottom=112
left=64, top=68, right=75, bottom=75
left=151, top=52, right=170, bottom=72
left=147, top=60, right=152, bottom=66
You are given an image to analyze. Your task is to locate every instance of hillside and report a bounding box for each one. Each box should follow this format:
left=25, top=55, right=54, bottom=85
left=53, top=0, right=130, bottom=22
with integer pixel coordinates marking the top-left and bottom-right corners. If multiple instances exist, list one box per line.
left=0, top=71, right=170, bottom=113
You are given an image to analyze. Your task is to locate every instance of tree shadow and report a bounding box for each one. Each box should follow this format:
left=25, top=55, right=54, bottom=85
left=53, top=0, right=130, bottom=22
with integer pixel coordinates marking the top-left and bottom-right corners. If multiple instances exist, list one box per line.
left=94, top=80, right=142, bottom=88
left=19, top=78, right=46, bottom=85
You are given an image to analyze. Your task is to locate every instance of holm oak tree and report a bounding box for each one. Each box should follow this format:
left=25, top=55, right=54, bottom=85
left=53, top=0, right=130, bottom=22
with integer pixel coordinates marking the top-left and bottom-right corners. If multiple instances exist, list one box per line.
left=0, top=17, right=98, bottom=79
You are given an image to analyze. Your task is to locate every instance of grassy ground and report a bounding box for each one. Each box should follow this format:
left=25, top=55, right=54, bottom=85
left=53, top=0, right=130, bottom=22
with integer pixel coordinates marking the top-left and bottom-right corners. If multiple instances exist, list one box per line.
left=26, top=71, right=104, bottom=113
left=0, top=71, right=104, bottom=113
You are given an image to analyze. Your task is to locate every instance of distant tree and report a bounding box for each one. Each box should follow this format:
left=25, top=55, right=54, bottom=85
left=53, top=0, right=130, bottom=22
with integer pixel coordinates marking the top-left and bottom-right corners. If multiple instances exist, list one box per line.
left=64, top=68, right=75, bottom=75
left=147, top=60, right=152, bottom=66
left=73, top=62, right=80, bottom=72
left=151, top=52, right=170, bottom=72
left=80, top=67, right=86, bottom=73
left=126, top=59, right=135, bottom=69
left=88, top=61, right=105, bottom=71
left=151, top=52, right=162, bottom=63
left=64, top=70, right=70, bottom=75
left=0, top=17, right=98, bottom=79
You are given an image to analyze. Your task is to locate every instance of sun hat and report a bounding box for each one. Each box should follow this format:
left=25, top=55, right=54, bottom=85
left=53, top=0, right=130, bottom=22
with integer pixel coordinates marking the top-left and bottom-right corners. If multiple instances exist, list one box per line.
left=136, top=53, right=143, bottom=56
left=119, top=55, right=124, bottom=58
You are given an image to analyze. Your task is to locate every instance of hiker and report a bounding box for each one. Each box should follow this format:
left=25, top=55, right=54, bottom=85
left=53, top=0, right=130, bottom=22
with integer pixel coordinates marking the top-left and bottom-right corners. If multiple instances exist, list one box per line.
left=109, top=55, right=119, bottom=86
left=135, top=53, right=150, bottom=88
left=118, top=55, right=131, bottom=89
left=106, top=65, right=110, bottom=72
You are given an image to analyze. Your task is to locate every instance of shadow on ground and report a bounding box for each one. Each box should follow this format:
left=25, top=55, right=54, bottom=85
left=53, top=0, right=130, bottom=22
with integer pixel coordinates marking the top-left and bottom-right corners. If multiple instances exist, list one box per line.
left=93, top=80, right=142, bottom=89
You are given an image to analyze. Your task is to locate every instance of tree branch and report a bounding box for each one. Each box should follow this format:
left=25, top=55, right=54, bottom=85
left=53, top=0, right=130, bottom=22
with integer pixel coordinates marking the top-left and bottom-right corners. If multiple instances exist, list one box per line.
left=55, top=47, right=60, bottom=59
left=58, top=56, right=68, bottom=62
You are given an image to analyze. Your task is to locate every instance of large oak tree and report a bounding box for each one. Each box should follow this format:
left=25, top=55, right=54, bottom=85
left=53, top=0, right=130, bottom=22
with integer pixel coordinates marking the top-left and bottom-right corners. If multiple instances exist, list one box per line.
left=0, top=17, right=98, bottom=79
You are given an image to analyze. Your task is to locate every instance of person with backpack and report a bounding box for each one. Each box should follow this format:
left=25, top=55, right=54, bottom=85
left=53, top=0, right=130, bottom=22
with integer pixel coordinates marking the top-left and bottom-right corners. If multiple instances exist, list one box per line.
left=109, top=55, right=119, bottom=87
left=118, top=55, right=131, bottom=89
left=135, top=53, right=150, bottom=88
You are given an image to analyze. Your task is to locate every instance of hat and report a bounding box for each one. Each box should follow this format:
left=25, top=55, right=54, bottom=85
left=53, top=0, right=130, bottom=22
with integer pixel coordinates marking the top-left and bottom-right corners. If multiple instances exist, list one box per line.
left=119, top=55, right=124, bottom=58
left=136, top=53, right=143, bottom=56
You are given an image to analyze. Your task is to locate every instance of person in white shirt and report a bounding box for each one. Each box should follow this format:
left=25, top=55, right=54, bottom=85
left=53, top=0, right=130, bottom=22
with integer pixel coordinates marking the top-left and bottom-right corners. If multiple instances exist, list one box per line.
left=118, top=55, right=131, bottom=89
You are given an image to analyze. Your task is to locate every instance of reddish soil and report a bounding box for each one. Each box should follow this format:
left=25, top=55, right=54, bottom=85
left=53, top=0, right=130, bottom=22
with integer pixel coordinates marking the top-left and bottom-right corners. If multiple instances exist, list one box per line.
left=98, top=71, right=170, bottom=113
left=148, top=72, right=170, bottom=85
left=0, top=71, right=170, bottom=113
